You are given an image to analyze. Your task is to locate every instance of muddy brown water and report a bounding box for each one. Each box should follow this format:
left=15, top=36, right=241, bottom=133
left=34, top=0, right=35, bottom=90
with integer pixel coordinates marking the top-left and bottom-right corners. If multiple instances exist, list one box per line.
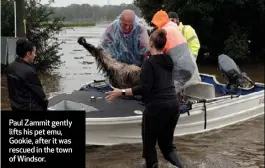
left=1, top=26, right=264, bottom=168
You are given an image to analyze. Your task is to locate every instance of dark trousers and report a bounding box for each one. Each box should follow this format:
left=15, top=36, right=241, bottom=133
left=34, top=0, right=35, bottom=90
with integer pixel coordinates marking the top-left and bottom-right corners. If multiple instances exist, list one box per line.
left=142, top=99, right=183, bottom=168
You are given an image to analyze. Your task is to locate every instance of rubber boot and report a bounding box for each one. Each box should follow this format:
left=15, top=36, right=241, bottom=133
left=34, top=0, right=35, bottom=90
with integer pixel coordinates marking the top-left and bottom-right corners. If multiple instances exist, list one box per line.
left=165, top=151, right=183, bottom=168
left=152, top=163, right=158, bottom=168
left=139, top=159, right=158, bottom=168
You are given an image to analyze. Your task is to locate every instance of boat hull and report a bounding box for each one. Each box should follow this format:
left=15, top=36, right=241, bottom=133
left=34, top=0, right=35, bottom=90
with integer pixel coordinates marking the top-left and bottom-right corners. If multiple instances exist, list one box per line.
left=84, top=91, right=264, bottom=146
left=48, top=74, right=264, bottom=146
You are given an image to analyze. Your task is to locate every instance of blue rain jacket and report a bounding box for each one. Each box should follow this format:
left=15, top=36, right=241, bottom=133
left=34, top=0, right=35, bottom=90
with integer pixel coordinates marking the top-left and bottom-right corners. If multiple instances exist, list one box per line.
left=99, top=15, right=149, bottom=67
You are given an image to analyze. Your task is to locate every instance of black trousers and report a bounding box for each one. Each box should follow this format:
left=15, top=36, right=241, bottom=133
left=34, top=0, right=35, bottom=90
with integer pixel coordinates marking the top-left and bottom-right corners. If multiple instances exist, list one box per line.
left=142, top=99, right=182, bottom=168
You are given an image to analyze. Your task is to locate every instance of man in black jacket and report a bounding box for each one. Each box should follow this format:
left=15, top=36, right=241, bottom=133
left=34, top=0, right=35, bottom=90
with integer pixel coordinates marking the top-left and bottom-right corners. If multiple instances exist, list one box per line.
left=6, top=39, right=48, bottom=111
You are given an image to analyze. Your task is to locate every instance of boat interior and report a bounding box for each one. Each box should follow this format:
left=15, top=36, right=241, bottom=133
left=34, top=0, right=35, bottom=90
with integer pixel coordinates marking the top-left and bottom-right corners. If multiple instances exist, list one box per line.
left=79, top=73, right=264, bottom=100
left=183, top=74, right=264, bottom=101
left=48, top=54, right=264, bottom=117
left=48, top=73, right=264, bottom=117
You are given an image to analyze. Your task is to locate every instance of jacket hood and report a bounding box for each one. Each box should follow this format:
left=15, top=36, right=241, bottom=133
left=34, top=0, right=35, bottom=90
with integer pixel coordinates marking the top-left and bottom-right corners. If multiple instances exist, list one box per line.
left=151, top=10, right=170, bottom=28
left=178, top=22, right=183, bottom=28
left=151, top=54, right=174, bottom=71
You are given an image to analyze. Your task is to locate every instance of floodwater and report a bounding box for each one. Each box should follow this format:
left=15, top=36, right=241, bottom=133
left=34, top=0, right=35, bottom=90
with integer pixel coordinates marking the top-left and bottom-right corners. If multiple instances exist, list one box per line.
left=1, top=26, right=264, bottom=168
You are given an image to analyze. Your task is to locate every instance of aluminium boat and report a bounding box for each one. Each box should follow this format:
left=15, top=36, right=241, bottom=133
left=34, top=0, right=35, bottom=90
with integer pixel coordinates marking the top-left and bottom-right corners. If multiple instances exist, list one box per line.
left=47, top=54, right=264, bottom=146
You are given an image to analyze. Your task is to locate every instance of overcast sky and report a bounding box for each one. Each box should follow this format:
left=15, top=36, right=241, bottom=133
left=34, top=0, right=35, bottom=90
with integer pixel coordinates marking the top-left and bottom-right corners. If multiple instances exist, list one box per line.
left=41, top=0, right=134, bottom=7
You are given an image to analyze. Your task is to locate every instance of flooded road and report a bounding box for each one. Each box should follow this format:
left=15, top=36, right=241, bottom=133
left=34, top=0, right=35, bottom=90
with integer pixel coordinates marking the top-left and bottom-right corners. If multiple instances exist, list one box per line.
left=1, top=26, right=264, bottom=167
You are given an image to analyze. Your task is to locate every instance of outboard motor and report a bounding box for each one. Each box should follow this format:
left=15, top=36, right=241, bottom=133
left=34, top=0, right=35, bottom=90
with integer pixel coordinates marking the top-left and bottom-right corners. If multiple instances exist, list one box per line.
left=218, top=54, right=254, bottom=93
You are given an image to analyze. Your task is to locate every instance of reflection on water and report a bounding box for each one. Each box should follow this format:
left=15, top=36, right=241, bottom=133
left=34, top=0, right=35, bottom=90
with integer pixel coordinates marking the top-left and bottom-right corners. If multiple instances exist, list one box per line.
left=1, top=26, right=264, bottom=168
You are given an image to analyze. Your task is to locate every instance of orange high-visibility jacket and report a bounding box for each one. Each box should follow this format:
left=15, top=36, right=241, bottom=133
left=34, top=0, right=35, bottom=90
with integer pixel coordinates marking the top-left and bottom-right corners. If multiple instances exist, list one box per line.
left=151, top=10, right=201, bottom=92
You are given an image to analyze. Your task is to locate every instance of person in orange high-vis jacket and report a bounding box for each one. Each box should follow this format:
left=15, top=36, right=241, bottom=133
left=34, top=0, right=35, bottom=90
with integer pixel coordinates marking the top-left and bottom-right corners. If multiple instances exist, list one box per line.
left=151, top=10, right=201, bottom=95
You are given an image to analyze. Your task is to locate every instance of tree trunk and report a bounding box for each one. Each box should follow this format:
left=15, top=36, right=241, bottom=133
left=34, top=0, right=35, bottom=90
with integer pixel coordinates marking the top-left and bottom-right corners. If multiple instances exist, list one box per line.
left=15, top=0, right=25, bottom=37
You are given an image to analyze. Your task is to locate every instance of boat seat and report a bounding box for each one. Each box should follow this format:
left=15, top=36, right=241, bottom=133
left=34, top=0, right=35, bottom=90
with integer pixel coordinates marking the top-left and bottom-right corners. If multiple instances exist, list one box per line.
left=182, top=82, right=215, bottom=99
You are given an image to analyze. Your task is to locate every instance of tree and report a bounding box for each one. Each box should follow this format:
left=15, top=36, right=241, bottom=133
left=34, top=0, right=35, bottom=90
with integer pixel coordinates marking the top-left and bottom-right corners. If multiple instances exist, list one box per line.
left=134, top=0, right=265, bottom=64
left=52, top=3, right=142, bottom=22
left=25, top=0, right=64, bottom=72
left=1, top=0, right=64, bottom=72
left=1, top=0, right=15, bottom=36
left=134, top=0, right=163, bottom=25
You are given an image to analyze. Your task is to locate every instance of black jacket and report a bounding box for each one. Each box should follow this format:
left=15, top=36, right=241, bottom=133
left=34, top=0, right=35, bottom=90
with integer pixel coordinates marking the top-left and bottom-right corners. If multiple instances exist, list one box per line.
left=132, top=54, right=177, bottom=104
left=6, top=57, right=48, bottom=111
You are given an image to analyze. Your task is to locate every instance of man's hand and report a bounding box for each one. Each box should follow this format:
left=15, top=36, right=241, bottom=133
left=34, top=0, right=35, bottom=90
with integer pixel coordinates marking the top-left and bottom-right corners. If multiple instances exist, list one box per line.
left=77, top=37, right=87, bottom=45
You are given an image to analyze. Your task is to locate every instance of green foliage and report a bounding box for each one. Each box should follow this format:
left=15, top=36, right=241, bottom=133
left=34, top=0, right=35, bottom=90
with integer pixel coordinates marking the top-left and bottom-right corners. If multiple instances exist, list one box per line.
left=25, top=0, right=65, bottom=72
left=1, top=0, right=65, bottom=72
left=1, top=0, right=15, bottom=36
left=133, top=0, right=163, bottom=25
left=224, top=24, right=249, bottom=61
left=134, top=0, right=265, bottom=63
